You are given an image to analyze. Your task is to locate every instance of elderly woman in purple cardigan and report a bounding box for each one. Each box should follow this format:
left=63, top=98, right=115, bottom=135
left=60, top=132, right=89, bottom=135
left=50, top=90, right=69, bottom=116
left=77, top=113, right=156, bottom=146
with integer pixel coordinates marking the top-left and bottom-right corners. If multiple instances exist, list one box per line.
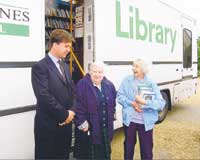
left=75, top=62, right=116, bottom=160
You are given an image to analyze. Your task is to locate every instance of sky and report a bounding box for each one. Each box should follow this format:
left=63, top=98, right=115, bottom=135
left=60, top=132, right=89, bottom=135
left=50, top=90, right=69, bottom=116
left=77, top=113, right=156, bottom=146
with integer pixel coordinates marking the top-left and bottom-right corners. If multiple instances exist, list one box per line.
left=163, top=0, right=200, bottom=20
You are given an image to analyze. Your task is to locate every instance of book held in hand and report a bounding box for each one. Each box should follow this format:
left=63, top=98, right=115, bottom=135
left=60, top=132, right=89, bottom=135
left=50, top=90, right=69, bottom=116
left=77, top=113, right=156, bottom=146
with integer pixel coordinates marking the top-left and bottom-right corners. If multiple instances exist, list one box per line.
left=138, top=84, right=155, bottom=101
left=77, top=120, right=89, bottom=130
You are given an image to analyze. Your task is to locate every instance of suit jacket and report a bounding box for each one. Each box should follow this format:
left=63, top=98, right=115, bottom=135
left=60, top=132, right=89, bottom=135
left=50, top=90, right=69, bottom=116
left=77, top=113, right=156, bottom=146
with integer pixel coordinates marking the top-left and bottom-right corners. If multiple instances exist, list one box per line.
left=32, top=55, right=75, bottom=130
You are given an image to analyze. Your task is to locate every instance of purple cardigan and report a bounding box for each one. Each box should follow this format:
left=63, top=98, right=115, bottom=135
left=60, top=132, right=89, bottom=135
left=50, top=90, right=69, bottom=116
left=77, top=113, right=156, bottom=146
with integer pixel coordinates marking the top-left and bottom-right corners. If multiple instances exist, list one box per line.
left=75, top=73, right=116, bottom=144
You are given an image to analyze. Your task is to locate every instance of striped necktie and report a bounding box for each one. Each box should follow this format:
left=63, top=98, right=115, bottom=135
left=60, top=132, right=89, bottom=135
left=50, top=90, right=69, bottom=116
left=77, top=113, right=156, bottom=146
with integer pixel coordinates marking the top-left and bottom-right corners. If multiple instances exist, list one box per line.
left=58, top=60, right=66, bottom=82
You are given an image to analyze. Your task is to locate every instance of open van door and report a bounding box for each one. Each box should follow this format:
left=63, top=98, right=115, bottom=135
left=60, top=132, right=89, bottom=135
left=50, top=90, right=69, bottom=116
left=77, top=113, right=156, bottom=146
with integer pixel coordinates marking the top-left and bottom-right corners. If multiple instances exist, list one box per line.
left=180, top=15, right=198, bottom=100
left=181, top=16, right=194, bottom=80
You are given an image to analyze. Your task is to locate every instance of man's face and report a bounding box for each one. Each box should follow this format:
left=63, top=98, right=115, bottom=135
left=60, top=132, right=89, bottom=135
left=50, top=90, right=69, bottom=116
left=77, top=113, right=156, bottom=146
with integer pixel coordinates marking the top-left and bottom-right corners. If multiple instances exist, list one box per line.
left=54, top=42, right=72, bottom=59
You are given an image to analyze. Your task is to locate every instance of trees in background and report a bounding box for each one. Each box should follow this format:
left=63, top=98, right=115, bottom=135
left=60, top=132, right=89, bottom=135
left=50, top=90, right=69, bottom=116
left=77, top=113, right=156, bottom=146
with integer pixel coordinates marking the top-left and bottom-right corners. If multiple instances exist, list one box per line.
left=197, top=37, right=200, bottom=75
left=198, top=37, right=200, bottom=75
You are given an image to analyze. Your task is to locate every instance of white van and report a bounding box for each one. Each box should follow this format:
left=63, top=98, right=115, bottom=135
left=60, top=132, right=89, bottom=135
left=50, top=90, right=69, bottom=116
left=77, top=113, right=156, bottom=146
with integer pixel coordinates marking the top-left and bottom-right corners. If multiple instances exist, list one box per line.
left=0, top=0, right=198, bottom=158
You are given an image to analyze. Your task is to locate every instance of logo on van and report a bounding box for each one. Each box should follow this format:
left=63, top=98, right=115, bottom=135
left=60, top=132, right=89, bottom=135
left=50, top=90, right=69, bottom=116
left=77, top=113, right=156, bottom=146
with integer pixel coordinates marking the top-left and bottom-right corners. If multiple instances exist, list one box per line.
left=0, top=5, right=30, bottom=37
left=115, top=1, right=177, bottom=53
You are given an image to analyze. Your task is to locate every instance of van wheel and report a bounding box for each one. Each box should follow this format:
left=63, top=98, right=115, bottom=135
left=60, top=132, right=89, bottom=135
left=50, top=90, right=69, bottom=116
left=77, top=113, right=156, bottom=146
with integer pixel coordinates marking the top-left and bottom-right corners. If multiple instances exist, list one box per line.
left=156, top=92, right=169, bottom=124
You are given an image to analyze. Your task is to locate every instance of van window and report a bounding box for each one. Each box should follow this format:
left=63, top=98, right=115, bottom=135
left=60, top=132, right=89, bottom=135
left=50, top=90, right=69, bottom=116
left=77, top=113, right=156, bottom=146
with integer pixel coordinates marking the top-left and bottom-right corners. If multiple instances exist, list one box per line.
left=183, top=28, right=192, bottom=68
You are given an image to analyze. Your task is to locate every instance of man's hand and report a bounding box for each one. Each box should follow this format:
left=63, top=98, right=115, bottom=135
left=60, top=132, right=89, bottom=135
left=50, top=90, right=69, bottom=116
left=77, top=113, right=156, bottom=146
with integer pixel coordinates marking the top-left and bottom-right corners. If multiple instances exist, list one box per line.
left=132, top=101, right=143, bottom=113
left=59, top=110, right=75, bottom=126
left=65, top=110, right=75, bottom=124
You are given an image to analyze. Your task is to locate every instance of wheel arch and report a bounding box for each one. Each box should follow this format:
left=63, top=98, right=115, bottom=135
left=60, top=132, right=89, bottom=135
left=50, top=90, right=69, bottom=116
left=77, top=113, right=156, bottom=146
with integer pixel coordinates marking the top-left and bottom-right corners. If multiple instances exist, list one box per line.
left=161, top=89, right=172, bottom=111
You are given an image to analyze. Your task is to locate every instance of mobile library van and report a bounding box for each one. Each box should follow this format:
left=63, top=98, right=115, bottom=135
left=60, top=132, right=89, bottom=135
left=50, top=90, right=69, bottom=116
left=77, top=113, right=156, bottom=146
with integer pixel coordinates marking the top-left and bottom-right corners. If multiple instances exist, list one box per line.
left=0, top=0, right=198, bottom=158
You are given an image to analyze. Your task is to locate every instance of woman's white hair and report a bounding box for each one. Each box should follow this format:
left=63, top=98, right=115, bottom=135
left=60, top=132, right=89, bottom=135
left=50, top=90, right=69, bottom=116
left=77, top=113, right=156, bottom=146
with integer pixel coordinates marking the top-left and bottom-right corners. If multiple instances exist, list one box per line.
left=88, top=61, right=105, bottom=73
left=133, top=58, right=149, bottom=74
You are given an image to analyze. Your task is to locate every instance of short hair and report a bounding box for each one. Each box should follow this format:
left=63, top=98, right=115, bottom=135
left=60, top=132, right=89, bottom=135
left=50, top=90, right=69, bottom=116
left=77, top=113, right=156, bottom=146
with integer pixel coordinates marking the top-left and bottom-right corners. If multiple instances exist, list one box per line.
left=88, top=62, right=105, bottom=73
left=49, top=29, right=75, bottom=48
left=133, top=58, right=149, bottom=74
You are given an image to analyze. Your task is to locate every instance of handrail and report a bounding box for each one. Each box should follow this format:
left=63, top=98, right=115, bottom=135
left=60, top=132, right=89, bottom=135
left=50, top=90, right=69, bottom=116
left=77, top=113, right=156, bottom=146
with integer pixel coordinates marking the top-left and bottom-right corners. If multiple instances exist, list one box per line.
left=71, top=49, right=86, bottom=76
left=69, top=0, right=85, bottom=77
left=69, top=0, right=73, bottom=75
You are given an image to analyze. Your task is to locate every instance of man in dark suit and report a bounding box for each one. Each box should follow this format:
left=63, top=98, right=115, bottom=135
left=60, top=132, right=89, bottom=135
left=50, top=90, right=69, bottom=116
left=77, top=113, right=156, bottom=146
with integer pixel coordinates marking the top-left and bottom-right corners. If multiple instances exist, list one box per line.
left=31, top=29, right=76, bottom=159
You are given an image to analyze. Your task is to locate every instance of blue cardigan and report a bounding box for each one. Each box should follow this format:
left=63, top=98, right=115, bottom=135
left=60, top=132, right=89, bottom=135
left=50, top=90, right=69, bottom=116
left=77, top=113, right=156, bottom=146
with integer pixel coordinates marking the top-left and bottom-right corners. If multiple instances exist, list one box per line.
left=117, top=75, right=165, bottom=131
left=75, top=74, right=116, bottom=144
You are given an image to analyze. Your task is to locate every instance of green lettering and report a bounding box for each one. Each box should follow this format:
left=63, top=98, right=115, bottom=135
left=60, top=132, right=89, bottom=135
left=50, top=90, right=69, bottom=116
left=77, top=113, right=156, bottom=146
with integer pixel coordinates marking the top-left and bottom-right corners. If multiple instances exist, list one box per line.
left=129, top=6, right=133, bottom=39
left=116, top=1, right=129, bottom=38
left=115, top=1, right=177, bottom=52
left=156, top=25, right=163, bottom=43
left=164, top=27, right=170, bottom=44
left=148, top=22, right=155, bottom=42
left=136, top=8, right=147, bottom=41
left=170, top=29, right=176, bottom=52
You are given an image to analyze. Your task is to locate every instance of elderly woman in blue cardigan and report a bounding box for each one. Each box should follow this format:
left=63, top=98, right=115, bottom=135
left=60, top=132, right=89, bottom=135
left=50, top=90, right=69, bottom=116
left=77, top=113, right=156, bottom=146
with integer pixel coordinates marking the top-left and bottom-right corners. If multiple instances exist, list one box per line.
left=117, top=59, right=165, bottom=160
left=75, top=62, right=116, bottom=160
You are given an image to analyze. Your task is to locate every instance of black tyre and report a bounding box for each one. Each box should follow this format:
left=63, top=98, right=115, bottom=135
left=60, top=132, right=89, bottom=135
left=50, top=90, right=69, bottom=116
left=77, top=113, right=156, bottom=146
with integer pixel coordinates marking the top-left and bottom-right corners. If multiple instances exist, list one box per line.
left=156, top=92, right=170, bottom=124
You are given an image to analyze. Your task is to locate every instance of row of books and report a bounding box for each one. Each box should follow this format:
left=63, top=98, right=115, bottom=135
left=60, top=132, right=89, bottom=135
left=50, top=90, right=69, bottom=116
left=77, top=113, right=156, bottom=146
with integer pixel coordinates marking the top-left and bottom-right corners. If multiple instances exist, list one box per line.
left=45, top=3, right=76, bottom=53
left=45, top=18, right=70, bottom=29
left=45, top=7, right=75, bottom=18
left=45, top=30, right=52, bottom=39
left=75, top=6, right=83, bottom=27
left=45, top=42, right=50, bottom=52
